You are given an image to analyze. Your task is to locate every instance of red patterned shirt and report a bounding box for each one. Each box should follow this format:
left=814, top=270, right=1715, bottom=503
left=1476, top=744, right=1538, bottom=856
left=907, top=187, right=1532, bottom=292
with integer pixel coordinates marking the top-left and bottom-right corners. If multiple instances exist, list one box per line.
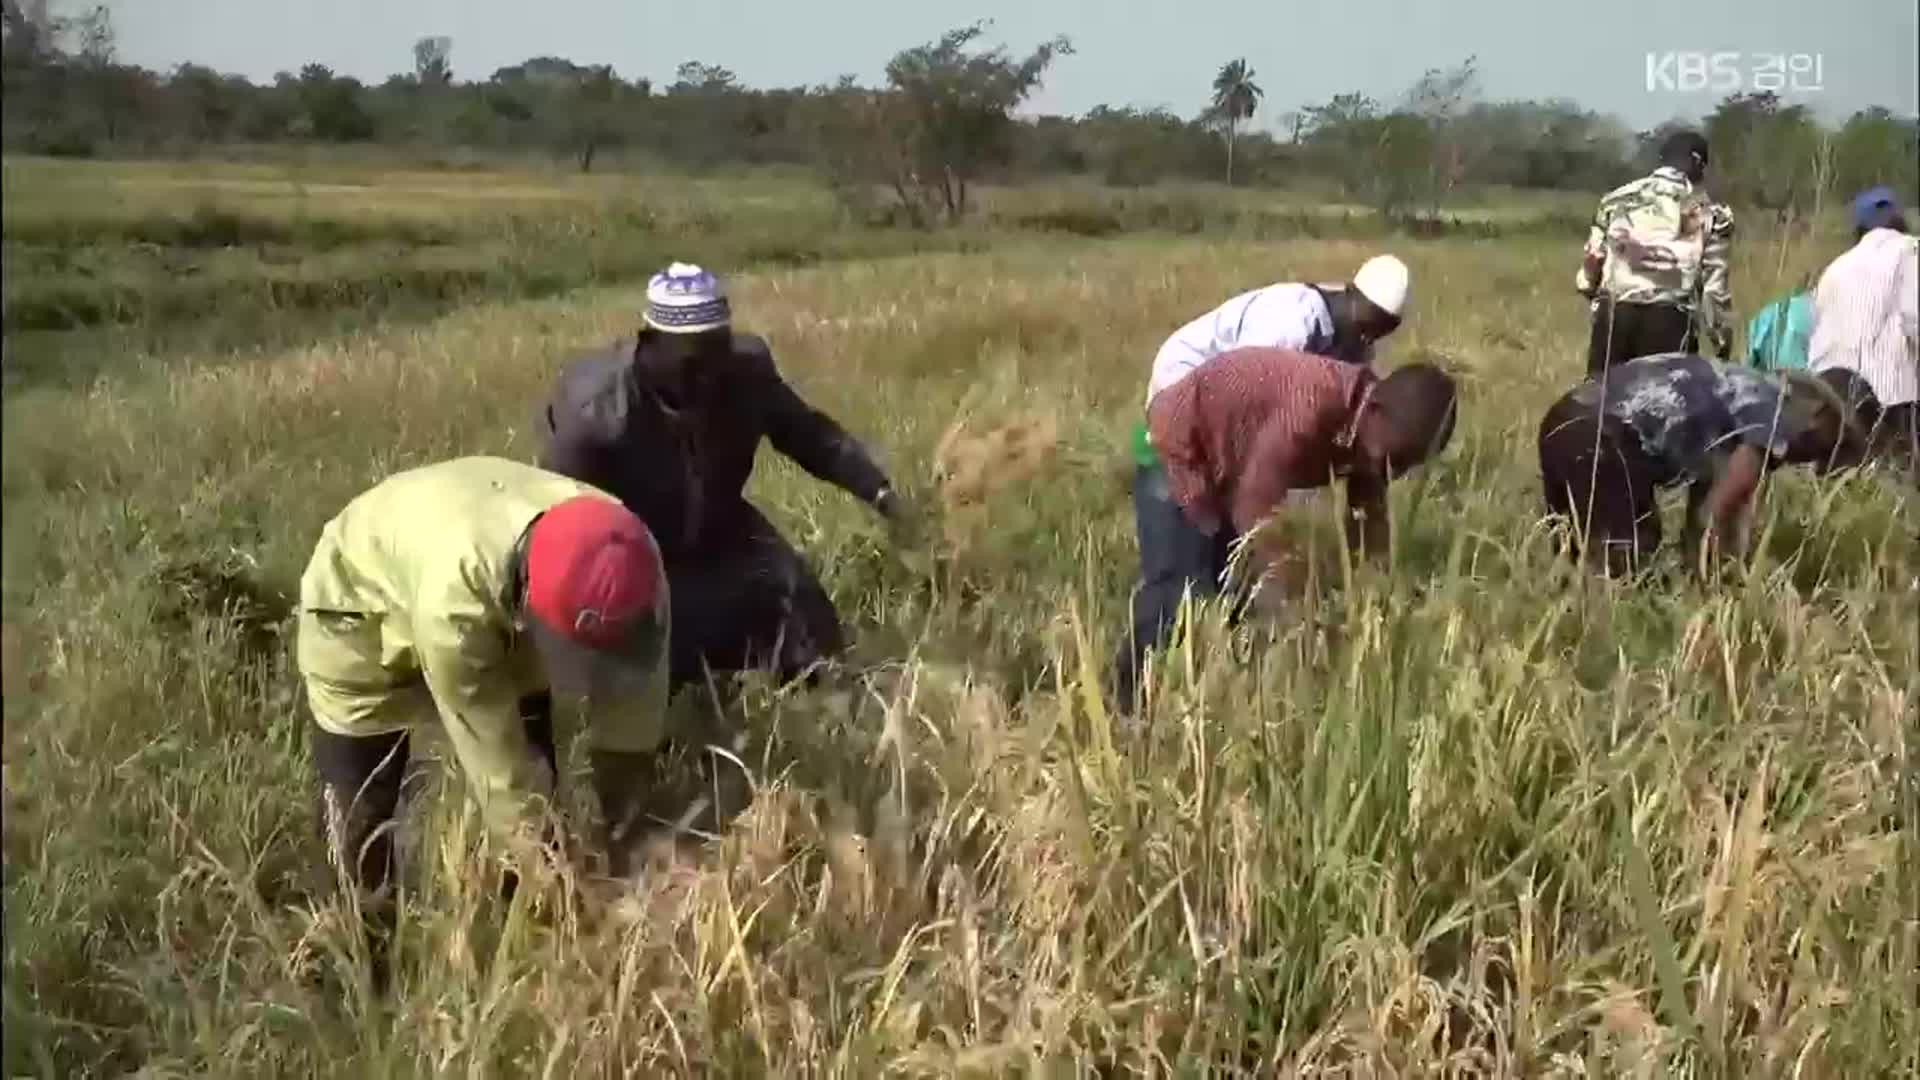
left=1145, top=347, right=1375, bottom=534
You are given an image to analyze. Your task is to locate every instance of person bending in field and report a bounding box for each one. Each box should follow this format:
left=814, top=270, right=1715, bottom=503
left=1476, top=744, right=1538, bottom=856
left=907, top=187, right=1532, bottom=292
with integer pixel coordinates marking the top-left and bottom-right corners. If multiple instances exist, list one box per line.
left=1129, top=254, right=1411, bottom=469
left=1144, top=253, right=1412, bottom=400
left=1111, top=347, right=1459, bottom=710
left=538, top=263, right=910, bottom=701
left=297, top=458, right=673, bottom=981
left=1123, top=255, right=1412, bottom=582
left=1808, top=186, right=1918, bottom=477
left=1537, top=353, right=1879, bottom=578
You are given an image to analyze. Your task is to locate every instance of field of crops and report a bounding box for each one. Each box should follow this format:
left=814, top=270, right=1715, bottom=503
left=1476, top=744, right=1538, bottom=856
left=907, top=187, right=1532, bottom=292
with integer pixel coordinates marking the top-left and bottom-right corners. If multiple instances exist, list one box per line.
left=3, top=157, right=1914, bottom=1075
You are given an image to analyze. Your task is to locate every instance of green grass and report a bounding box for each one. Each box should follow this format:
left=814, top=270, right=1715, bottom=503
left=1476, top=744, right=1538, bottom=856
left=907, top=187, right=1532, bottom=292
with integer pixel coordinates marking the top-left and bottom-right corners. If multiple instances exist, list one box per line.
left=1, top=157, right=1595, bottom=392
left=1, top=157, right=1007, bottom=391
left=3, top=159, right=1915, bottom=1075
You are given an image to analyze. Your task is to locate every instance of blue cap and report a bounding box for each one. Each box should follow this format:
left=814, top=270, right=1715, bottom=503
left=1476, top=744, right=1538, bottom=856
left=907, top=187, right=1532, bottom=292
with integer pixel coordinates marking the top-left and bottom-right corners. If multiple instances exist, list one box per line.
left=1850, top=186, right=1900, bottom=231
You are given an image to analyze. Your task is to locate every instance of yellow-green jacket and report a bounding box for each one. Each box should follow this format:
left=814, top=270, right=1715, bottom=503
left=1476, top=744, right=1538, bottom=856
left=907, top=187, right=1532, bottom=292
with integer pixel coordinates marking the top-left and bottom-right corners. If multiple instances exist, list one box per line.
left=296, top=456, right=670, bottom=834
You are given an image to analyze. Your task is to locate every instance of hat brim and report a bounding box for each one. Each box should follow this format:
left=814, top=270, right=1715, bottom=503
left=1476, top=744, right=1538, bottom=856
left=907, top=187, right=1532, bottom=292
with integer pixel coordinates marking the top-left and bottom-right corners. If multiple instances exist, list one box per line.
left=526, top=606, right=665, bottom=704
left=1857, top=207, right=1899, bottom=231
left=1352, top=285, right=1404, bottom=319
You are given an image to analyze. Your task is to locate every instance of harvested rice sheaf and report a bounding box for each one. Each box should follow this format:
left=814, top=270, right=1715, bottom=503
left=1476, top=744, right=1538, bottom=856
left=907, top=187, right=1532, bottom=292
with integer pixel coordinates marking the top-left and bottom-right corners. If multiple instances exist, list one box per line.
left=930, top=409, right=1062, bottom=553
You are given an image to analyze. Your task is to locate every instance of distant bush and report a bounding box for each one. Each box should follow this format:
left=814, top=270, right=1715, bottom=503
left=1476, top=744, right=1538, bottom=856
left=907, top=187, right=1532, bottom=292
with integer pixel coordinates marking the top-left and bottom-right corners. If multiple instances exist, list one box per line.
left=2, top=206, right=460, bottom=252
left=1002, top=206, right=1125, bottom=238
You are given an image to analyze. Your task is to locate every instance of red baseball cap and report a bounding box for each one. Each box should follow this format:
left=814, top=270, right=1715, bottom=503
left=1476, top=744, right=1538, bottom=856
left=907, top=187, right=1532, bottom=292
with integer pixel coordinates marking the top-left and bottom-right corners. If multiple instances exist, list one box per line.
left=523, top=496, right=667, bottom=701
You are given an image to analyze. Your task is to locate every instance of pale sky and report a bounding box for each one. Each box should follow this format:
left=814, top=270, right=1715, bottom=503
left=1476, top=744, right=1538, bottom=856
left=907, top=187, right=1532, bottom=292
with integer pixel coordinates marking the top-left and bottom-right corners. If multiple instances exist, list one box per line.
left=103, top=0, right=1917, bottom=132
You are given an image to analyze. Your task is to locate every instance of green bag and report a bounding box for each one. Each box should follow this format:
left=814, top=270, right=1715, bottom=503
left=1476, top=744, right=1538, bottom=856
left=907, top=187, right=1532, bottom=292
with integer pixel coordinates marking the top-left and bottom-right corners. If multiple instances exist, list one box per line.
left=1130, top=420, right=1159, bottom=468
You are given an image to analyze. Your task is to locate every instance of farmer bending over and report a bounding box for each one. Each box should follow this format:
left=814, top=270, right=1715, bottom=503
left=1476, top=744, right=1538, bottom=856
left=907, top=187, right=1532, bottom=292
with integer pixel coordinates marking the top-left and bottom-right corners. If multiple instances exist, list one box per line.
left=1127, top=253, right=1412, bottom=542
left=1537, top=353, right=1878, bottom=578
left=1112, top=348, right=1458, bottom=710
left=1143, top=253, right=1411, bottom=404
left=297, top=458, right=673, bottom=953
left=539, top=263, right=908, bottom=698
left=1808, top=186, right=1919, bottom=476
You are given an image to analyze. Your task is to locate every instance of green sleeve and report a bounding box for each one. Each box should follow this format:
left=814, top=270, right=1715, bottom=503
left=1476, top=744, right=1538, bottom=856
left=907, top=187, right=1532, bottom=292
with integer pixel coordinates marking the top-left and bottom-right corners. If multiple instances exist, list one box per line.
left=413, top=567, right=555, bottom=838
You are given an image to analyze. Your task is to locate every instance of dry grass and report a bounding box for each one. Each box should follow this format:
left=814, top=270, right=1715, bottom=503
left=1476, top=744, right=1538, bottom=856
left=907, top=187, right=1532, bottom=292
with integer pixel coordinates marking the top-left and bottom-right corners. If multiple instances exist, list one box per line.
left=933, top=403, right=1064, bottom=557
left=3, top=163, right=1916, bottom=1076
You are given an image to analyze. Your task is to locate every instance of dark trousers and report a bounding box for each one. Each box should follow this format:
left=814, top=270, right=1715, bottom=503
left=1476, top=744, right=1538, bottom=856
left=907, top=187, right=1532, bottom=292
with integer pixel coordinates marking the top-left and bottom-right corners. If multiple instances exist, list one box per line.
left=1538, top=395, right=1669, bottom=577
left=311, top=692, right=558, bottom=901
left=1873, top=402, right=1920, bottom=478
left=665, top=503, right=846, bottom=696
left=1110, top=462, right=1238, bottom=708
left=1587, top=298, right=1699, bottom=377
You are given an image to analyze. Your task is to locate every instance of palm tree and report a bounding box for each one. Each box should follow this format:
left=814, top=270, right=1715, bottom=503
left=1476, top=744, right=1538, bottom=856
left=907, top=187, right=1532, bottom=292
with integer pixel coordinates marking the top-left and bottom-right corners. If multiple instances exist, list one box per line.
left=1209, top=58, right=1263, bottom=185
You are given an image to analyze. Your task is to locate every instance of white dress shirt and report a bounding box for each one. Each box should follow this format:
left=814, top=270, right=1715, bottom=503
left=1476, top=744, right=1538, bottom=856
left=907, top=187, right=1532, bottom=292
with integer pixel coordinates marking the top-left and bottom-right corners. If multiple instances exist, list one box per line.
left=1809, top=228, right=1920, bottom=407
left=1146, top=283, right=1368, bottom=406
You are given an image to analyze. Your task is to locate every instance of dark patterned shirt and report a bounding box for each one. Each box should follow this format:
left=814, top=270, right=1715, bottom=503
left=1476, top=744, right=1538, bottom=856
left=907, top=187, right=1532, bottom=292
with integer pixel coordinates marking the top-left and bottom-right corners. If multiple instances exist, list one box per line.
left=1567, top=352, right=1805, bottom=483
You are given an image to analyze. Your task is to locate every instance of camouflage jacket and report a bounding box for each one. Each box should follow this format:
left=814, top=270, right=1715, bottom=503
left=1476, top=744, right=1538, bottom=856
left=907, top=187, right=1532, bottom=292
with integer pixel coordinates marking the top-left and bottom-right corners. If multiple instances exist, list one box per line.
left=1577, top=167, right=1734, bottom=339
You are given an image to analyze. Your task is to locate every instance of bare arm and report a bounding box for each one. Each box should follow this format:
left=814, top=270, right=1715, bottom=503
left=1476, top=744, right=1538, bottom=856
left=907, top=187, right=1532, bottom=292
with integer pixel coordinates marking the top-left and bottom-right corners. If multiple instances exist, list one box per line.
left=1225, top=422, right=1311, bottom=606
left=1576, top=198, right=1608, bottom=296
left=1691, top=445, right=1765, bottom=571
left=1240, top=467, right=1387, bottom=615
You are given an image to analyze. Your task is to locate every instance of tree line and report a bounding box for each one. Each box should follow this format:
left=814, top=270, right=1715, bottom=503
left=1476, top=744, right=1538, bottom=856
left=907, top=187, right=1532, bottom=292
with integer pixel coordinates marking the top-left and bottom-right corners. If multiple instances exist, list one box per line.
left=4, top=3, right=1915, bottom=226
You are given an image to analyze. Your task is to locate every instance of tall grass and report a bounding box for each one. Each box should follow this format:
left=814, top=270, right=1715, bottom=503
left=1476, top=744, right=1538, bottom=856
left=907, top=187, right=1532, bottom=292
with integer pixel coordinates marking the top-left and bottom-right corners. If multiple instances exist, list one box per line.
left=0, top=158, right=972, bottom=391
left=3, top=168, right=1914, bottom=1075
left=2, top=157, right=1592, bottom=393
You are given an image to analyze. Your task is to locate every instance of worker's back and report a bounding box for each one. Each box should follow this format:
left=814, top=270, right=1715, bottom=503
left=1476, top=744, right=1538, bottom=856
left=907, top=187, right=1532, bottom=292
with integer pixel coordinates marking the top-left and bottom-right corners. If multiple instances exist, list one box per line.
left=1581, top=167, right=1720, bottom=305
left=298, top=456, right=610, bottom=701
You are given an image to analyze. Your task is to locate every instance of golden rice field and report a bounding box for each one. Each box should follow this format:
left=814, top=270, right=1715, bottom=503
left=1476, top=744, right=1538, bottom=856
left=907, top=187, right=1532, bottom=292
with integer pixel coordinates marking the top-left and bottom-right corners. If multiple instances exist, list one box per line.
left=2, top=157, right=1914, bottom=1076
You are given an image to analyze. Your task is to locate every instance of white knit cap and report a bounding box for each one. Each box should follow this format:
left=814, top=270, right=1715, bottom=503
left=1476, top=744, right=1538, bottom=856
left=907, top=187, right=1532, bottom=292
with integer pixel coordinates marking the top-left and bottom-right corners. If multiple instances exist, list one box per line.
left=1352, top=254, right=1410, bottom=317
left=643, top=262, right=731, bottom=333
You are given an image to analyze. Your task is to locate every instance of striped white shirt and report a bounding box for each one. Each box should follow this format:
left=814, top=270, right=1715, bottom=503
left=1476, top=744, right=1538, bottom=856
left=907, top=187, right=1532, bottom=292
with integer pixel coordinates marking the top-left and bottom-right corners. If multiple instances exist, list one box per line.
left=1145, top=283, right=1372, bottom=406
left=1809, top=228, right=1920, bottom=407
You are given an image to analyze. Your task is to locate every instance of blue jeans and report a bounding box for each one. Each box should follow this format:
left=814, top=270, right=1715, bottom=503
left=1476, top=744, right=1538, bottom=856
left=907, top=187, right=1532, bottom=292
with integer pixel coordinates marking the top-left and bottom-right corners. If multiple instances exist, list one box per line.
left=1110, top=462, right=1238, bottom=709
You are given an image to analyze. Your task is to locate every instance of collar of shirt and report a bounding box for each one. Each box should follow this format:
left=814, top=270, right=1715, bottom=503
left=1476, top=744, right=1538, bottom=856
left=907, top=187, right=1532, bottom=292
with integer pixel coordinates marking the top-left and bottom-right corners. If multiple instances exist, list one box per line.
left=1649, top=166, right=1693, bottom=189
left=1330, top=372, right=1377, bottom=473
left=1858, top=227, right=1915, bottom=253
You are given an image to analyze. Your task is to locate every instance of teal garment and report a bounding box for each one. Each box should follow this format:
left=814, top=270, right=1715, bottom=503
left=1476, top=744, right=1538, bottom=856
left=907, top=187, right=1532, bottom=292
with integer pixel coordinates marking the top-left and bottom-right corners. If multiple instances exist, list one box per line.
left=1745, top=292, right=1814, bottom=372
